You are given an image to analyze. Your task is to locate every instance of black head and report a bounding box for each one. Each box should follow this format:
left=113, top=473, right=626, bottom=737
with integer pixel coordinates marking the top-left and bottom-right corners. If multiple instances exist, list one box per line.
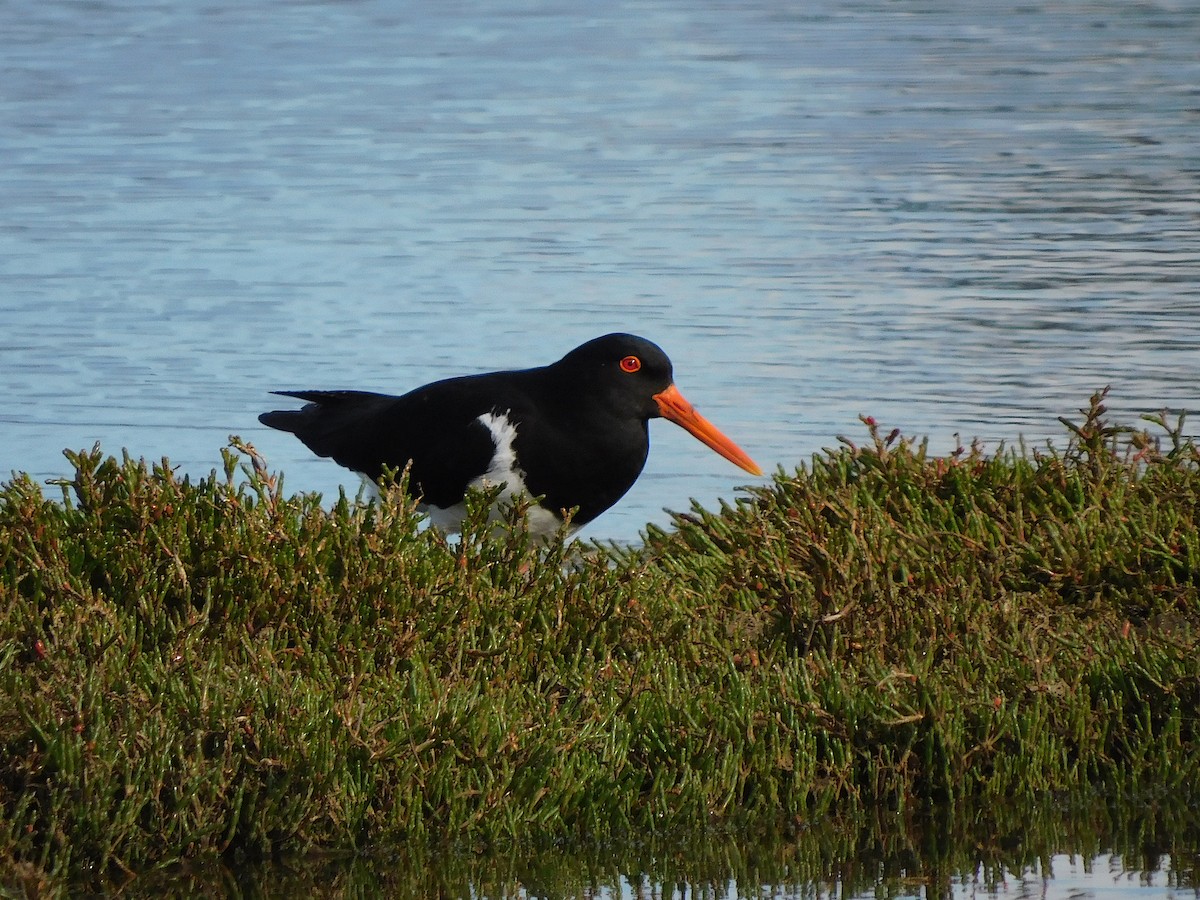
left=551, top=332, right=763, bottom=475
left=553, top=333, right=675, bottom=420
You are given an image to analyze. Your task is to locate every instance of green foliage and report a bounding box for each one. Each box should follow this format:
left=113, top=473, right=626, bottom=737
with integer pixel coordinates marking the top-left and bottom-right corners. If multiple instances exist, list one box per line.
left=1, top=392, right=1198, bottom=892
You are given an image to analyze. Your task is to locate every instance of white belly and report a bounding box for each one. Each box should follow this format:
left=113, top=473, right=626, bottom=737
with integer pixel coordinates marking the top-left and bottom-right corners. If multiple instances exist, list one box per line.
left=360, top=410, right=570, bottom=539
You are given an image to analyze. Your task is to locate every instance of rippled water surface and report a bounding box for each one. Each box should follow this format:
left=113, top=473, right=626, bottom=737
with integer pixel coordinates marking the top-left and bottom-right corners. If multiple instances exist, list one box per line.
left=3, top=0, right=1198, bottom=541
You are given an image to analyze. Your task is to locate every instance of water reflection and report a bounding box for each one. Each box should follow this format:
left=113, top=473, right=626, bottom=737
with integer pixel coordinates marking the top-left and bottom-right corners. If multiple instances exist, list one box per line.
left=118, top=798, right=1199, bottom=899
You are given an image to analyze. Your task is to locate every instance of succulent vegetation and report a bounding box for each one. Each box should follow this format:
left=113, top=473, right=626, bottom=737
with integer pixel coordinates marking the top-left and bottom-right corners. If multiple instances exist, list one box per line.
left=2, top=390, right=1197, bottom=894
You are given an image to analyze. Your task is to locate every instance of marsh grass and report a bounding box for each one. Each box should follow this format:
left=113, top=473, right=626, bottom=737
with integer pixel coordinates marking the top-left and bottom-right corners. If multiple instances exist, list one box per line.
left=2, top=390, right=1198, bottom=893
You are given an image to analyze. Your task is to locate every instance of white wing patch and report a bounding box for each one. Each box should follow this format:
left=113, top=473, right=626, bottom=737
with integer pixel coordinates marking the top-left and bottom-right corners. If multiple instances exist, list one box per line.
left=476, top=410, right=521, bottom=486
left=424, top=410, right=567, bottom=538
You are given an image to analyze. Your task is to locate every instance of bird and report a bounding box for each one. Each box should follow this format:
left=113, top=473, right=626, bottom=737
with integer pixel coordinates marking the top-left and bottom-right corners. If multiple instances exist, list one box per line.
left=258, top=333, right=763, bottom=537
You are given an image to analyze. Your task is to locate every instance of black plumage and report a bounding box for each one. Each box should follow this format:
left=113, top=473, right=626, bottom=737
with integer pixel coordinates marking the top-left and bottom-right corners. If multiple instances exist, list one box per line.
left=259, top=333, right=761, bottom=533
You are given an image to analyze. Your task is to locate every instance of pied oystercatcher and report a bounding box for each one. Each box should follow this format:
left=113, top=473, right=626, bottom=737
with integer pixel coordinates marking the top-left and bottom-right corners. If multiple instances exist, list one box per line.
left=258, top=333, right=762, bottom=536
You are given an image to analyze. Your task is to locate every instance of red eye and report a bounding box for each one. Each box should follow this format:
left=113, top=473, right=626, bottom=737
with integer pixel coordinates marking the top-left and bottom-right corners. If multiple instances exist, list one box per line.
left=619, top=355, right=641, bottom=373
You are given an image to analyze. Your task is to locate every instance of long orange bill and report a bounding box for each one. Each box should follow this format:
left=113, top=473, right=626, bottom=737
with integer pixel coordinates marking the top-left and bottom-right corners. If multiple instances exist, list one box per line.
left=653, top=383, right=764, bottom=476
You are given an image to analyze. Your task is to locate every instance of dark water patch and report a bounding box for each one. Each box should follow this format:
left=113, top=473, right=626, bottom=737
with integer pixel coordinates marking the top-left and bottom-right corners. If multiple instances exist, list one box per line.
left=114, top=794, right=1200, bottom=899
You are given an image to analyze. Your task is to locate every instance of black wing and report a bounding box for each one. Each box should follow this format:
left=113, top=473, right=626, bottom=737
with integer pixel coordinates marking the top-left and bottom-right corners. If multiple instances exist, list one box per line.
left=259, top=385, right=497, bottom=509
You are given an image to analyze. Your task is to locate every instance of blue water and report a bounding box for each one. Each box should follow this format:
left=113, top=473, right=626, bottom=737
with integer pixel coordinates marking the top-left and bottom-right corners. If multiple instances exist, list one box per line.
left=2, top=0, right=1198, bottom=543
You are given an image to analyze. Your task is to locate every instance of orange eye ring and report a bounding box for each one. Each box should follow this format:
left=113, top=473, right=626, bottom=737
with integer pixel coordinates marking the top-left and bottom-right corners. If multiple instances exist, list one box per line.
left=619, top=355, right=642, bottom=373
